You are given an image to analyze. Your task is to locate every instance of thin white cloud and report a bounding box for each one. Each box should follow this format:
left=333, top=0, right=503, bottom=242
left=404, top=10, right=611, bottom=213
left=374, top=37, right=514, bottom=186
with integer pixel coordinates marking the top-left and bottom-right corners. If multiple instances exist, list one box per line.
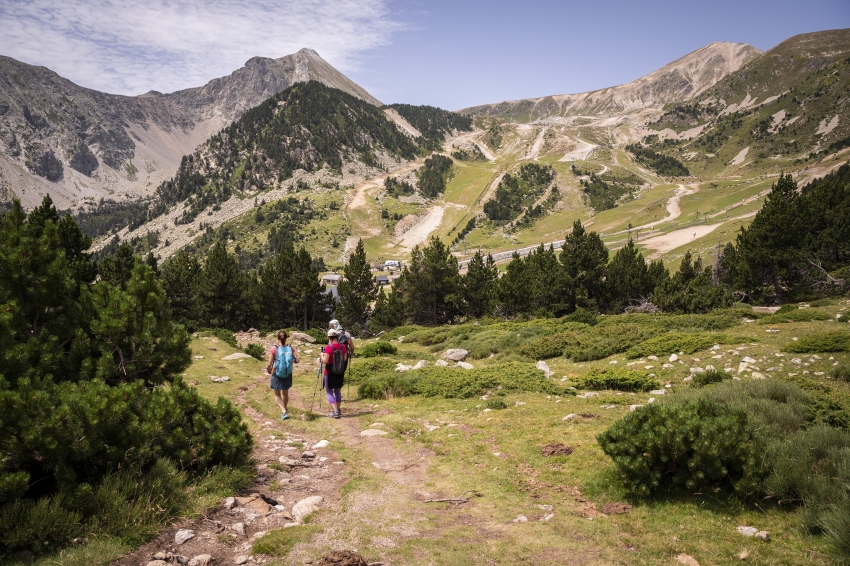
left=0, top=0, right=402, bottom=95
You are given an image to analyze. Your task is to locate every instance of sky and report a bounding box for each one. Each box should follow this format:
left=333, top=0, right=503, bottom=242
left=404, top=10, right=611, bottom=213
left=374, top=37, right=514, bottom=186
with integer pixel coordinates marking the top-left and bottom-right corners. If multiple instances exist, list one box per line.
left=1, top=0, right=848, bottom=110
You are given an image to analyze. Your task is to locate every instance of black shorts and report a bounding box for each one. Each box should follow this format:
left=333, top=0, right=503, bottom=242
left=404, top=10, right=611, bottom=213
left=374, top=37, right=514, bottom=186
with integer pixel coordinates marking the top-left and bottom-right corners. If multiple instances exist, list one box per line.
left=270, top=374, right=292, bottom=391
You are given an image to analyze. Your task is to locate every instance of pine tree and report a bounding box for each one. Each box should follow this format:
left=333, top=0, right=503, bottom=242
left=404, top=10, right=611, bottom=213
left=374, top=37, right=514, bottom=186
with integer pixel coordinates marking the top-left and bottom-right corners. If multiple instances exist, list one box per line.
left=370, top=279, right=406, bottom=330
left=196, top=242, right=245, bottom=329
left=99, top=242, right=136, bottom=288
left=161, top=253, right=202, bottom=326
left=526, top=244, right=570, bottom=316
left=336, top=239, right=377, bottom=331
left=460, top=250, right=498, bottom=319
left=496, top=252, right=531, bottom=317
left=606, top=239, right=653, bottom=312
left=400, top=236, right=460, bottom=325
left=560, top=220, right=608, bottom=312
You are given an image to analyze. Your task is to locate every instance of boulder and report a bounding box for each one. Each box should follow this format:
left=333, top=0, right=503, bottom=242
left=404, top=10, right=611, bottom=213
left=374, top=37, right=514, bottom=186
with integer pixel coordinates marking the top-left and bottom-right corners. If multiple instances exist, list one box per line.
left=741, top=356, right=757, bottom=364
left=174, top=529, right=195, bottom=545
left=737, top=526, right=759, bottom=537
left=395, top=363, right=412, bottom=372
left=222, top=352, right=253, bottom=360
left=441, top=348, right=469, bottom=361
left=669, top=354, right=679, bottom=362
left=291, top=331, right=316, bottom=344
left=312, top=439, right=329, bottom=449
left=457, top=361, right=474, bottom=370
left=292, top=495, right=323, bottom=522
left=412, top=360, right=427, bottom=370
left=435, top=359, right=449, bottom=367
left=536, top=361, right=551, bottom=378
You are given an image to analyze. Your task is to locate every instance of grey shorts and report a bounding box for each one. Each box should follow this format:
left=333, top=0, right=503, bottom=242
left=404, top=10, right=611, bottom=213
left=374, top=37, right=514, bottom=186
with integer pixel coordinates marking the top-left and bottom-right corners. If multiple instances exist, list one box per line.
left=270, top=374, right=292, bottom=391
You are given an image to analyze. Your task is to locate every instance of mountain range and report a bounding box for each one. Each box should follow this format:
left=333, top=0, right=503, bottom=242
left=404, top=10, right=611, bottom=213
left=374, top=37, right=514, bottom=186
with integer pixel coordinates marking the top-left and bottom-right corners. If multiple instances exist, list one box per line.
left=0, top=48, right=380, bottom=210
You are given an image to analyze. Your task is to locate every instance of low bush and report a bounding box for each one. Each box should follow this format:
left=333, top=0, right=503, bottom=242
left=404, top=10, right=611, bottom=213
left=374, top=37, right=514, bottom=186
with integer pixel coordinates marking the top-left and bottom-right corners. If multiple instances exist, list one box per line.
left=358, top=362, right=563, bottom=400
left=573, top=368, right=659, bottom=392
left=758, top=308, right=832, bottom=324
left=691, top=368, right=732, bottom=387
left=626, top=332, right=740, bottom=358
left=830, top=362, right=850, bottom=382
left=564, top=323, right=661, bottom=362
left=346, top=358, right=399, bottom=384
left=809, top=298, right=836, bottom=308
left=597, top=399, right=755, bottom=496
left=612, top=312, right=739, bottom=331
left=358, top=341, right=398, bottom=358
left=785, top=375, right=850, bottom=429
left=304, top=328, right=328, bottom=343
left=564, top=310, right=598, bottom=325
left=486, top=398, right=508, bottom=410
left=777, top=304, right=799, bottom=314
left=379, top=325, right=425, bottom=342
left=784, top=331, right=850, bottom=353
left=516, top=333, right=570, bottom=359
left=202, top=328, right=238, bottom=348
left=244, top=343, right=266, bottom=360
left=357, top=373, right=419, bottom=399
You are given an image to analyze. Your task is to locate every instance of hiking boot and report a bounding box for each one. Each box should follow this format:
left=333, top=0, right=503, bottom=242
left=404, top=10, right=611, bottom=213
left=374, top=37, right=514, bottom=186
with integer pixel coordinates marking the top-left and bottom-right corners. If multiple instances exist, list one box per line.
left=333, top=411, right=341, bottom=419
left=280, top=412, right=290, bottom=420
left=328, top=411, right=337, bottom=418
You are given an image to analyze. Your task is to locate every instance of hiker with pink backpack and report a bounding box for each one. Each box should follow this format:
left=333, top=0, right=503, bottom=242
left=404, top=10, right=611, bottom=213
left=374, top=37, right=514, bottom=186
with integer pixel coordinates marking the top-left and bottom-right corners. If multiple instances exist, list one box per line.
left=321, top=328, right=348, bottom=418
left=266, top=330, right=299, bottom=420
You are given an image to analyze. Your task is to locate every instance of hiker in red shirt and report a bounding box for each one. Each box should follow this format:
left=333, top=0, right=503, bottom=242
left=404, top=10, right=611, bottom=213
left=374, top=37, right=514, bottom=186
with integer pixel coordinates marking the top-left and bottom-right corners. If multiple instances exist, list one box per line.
left=321, top=328, right=347, bottom=418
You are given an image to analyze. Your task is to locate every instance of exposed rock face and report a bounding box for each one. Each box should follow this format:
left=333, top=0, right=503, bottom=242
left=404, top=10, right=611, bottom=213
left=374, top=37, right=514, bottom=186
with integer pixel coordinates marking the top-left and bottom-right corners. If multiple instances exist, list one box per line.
left=461, top=42, right=762, bottom=120
left=0, top=48, right=381, bottom=210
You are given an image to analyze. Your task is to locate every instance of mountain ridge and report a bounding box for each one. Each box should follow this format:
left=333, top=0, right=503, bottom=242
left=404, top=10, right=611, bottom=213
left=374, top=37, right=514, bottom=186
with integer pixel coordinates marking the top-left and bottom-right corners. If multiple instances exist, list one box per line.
left=0, top=48, right=380, bottom=210
left=460, top=42, right=762, bottom=121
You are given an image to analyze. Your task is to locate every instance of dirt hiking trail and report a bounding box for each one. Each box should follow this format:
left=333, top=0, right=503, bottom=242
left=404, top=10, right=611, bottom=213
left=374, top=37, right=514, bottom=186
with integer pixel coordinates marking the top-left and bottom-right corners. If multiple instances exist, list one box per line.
left=113, top=355, right=441, bottom=566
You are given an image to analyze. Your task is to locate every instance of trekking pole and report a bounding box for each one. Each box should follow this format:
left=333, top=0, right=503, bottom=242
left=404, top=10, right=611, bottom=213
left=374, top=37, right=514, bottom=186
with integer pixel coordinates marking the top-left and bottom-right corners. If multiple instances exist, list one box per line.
left=309, top=360, right=322, bottom=415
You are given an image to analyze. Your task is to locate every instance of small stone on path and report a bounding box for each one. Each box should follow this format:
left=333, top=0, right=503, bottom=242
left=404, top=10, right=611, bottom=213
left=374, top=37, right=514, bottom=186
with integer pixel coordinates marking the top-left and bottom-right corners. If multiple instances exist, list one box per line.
left=147, top=561, right=168, bottom=566
left=361, top=429, right=388, bottom=437
left=292, top=495, right=323, bottom=522
left=236, top=557, right=249, bottom=565
left=312, top=439, right=330, bottom=449
left=187, top=554, right=212, bottom=566
left=174, top=529, right=195, bottom=545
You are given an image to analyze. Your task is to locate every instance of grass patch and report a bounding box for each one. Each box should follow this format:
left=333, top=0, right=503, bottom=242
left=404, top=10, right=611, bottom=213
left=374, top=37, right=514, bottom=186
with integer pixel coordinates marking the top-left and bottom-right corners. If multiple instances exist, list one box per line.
left=572, top=368, right=660, bottom=392
left=252, top=524, right=322, bottom=556
left=626, top=332, right=748, bottom=358
left=758, top=308, right=833, bottom=324
left=830, top=362, right=850, bottom=382
left=783, top=331, right=850, bottom=353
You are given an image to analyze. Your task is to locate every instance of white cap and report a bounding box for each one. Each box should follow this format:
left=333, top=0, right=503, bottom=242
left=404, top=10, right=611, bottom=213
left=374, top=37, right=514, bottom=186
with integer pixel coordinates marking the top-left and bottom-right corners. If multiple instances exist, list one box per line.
left=327, top=328, right=339, bottom=337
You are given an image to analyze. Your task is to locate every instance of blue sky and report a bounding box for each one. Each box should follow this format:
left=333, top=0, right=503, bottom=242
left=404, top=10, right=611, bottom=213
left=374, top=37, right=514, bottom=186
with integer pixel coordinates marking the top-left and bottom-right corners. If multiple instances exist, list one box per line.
left=1, top=0, right=848, bottom=110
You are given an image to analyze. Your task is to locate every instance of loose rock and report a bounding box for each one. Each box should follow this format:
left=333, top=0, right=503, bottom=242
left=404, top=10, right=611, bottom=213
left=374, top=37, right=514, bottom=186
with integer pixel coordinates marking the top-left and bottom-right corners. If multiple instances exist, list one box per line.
left=222, top=353, right=253, bottom=360
left=312, top=440, right=330, bottom=449
left=435, top=359, right=449, bottom=367
left=737, top=525, right=759, bottom=537
left=174, top=529, right=195, bottom=545
left=223, top=496, right=236, bottom=509
left=536, top=360, right=551, bottom=377
left=290, top=331, right=317, bottom=343
left=457, top=361, right=474, bottom=370
left=235, top=557, right=249, bottom=565
left=442, top=348, right=469, bottom=361
left=231, top=522, right=246, bottom=535
left=412, top=360, right=427, bottom=370
left=292, top=495, right=323, bottom=522
left=360, top=429, right=388, bottom=437
left=147, top=561, right=168, bottom=566
left=187, top=554, right=212, bottom=566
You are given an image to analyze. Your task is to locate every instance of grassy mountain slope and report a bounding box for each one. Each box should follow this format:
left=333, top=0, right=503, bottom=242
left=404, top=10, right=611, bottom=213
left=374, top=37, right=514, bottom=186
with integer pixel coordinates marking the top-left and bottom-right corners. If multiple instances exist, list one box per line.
left=646, top=29, right=850, bottom=176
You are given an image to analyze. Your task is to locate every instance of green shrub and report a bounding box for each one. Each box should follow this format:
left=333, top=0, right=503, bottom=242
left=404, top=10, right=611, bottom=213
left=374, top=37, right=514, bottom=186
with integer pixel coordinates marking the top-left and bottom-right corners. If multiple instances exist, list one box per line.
left=358, top=362, right=563, bottom=400
left=347, top=358, right=399, bottom=384
left=758, top=308, right=832, bottom=324
left=626, top=332, right=736, bottom=358
left=487, top=398, right=508, bottom=410
left=244, top=343, right=266, bottom=360
left=597, top=399, right=756, bottom=496
left=784, top=331, right=850, bottom=353
left=379, top=325, right=425, bottom=341
left=202, top=328, right=238, bottom=348
left=358, top=341, right=398, bottom=357
left=691, top=368, right=732, bottom=388
left=304, top=328, right=328, bottom=343
left=672, top=379, right=811, bottom=436
left=516, top=333, right=569, bottom=359
left=830, top=362, right=850, bottom=382
left=573, top=368, right=659, bottom=392
left=612, top=312, right=739, bottom=331
left=809, top=298, right=836, bottom=308
left=564, top=310, right=598, bottom=325
left=563, top=323, right=661, bottom=362
left=357, top=373, right=419, bottom=399
left=821, top=490, right=850, bottom=562
left=785, top=375, right=850, bottom=429
left=777, top=304, right=799, bottom=314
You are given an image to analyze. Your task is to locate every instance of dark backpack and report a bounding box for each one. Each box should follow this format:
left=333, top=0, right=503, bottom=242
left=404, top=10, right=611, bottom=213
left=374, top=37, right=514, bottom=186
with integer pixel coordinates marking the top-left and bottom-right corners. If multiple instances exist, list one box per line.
left=329, top=343, right=347, bottom=375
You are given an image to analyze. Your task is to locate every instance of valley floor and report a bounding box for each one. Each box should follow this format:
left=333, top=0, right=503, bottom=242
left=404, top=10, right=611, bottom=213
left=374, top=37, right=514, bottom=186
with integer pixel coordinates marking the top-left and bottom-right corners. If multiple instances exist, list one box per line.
left=112, top=300, right=849, bottom=565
